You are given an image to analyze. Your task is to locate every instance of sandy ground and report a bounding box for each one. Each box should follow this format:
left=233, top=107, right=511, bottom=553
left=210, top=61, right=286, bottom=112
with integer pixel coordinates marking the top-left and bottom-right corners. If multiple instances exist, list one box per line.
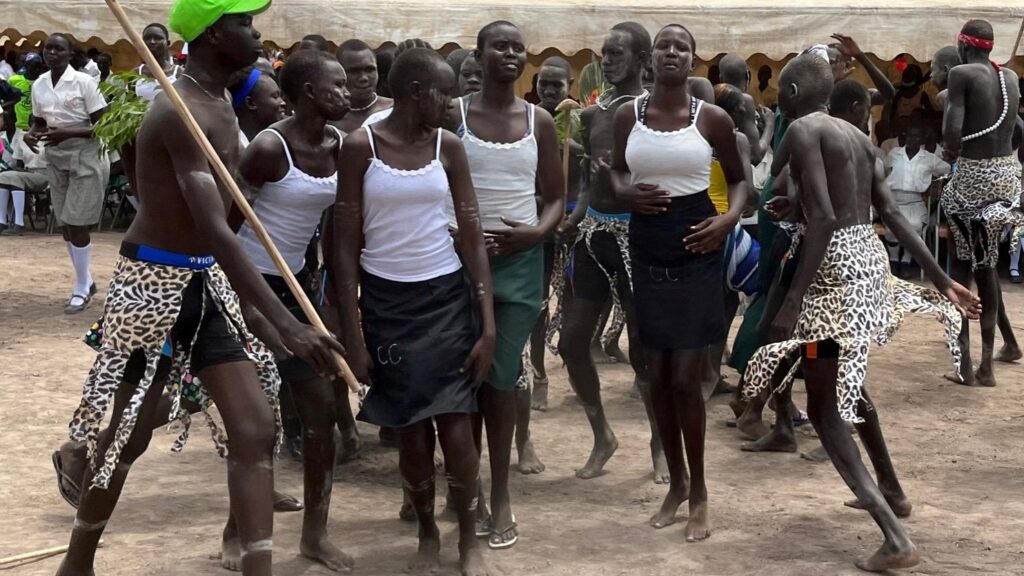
left=2, top=231, right=1024, bottom=576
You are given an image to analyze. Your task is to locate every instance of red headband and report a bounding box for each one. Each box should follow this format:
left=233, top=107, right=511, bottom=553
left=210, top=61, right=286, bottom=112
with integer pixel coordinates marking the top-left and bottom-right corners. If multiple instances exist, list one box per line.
left=958, top=33, right=994, bottom=50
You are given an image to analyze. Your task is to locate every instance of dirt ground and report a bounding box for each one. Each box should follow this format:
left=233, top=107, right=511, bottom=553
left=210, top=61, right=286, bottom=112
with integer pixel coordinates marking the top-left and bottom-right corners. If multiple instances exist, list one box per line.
left=2, top=231, right=1024, bottom=576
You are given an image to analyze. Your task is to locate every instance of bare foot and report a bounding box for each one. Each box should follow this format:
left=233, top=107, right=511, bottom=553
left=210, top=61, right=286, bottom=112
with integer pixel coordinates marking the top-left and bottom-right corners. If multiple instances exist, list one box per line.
left=995, top=344, right=1023, bottom=363
left=459, top=546, right=491, bottom=576
left=974, top=369, right=997, bottom=387
left=531, top=378, right=549, bottom=411
left=605, top=343, right=628, bottom=364
left=854, top=542, right=921, bottom=572
left=517, top=440, right=546, bottom=475
left=335, top=432, right=362, bottom=465
left=576, top=434, right=618, bottom=479
left=944, top=370, right=974, bottom=386
left=591, top=343, right=615, bottom=364
left=684, top=501, right=711, bottom=542
left=800, top=445, right=830, bottom=463
left=301, top=535, right=355, bottom=573
left=650, top=485, right=689, bottom=529
left=736, top=411, right=771, bottom=441
left=220, top=535, right=241, bottom=572
left=405, top=533, right=440, bottom=574
left=652, top=447, right=670, bottom=485
left=629, top=379, right=642, bottom=399
left=728, top=398, right=747, bottom=419
left=844, top=495, right=913, bottom=518
left=741, top=428, right=797, bottom=453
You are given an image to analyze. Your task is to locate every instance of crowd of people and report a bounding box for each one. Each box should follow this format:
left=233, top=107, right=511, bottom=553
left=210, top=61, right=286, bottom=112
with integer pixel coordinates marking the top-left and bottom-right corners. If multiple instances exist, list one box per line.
left=4, top=0, right=1020, bottom=575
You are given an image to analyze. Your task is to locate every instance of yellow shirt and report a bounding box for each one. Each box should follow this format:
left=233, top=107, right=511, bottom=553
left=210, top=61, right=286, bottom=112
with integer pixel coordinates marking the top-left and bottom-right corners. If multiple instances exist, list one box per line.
left=708, top=159, right=729, bottom=214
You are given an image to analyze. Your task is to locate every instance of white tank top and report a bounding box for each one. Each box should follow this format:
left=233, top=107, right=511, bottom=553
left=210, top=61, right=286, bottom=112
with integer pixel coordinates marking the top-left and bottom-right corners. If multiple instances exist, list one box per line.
left=237, top=127, right=341, bottom=275
left=625, top=94, right=712, bottom=197
left=360, top=126, right=462, bottom=282
left=447, top=95, right=538, bottom=229
left=135, top=64, right=181, bottom=103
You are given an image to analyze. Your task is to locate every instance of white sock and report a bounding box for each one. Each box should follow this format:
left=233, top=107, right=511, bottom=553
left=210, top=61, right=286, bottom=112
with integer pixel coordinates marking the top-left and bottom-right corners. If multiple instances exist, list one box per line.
left=69, top=243, right=94, bottom=296
left=0, top=188, right=9, bottom=225
left=11, top=190, right=25, bottom=226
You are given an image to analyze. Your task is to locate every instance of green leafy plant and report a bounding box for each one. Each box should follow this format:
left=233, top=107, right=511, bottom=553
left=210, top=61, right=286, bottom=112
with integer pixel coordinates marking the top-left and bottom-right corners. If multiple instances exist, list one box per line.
left=93, top=71, right=149, bottom=153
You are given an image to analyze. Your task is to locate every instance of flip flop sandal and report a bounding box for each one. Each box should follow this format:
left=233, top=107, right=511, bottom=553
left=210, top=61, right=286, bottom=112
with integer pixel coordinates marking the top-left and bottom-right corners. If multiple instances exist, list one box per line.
left=488, top=516, right=518, bottom=550
left=474, top=515, right=492, bottom=538
left=52, top=451, right=82, bottom=509
left=272, top=490, right=304, bottom=512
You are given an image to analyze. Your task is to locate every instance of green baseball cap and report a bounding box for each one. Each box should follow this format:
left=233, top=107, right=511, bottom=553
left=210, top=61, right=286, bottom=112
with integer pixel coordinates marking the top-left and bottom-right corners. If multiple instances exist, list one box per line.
left=169, top=0, right=272, bottom=43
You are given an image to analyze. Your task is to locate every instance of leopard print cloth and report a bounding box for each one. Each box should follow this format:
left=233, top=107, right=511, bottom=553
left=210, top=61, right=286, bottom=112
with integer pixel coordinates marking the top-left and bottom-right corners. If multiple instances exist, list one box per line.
left=544, top=213, right=630, bottom=356
left=941, top=155, right=1023, bottom=270
left=68, top=256, right=281, bottom=490
left=743, top=224, right=962, bottom=423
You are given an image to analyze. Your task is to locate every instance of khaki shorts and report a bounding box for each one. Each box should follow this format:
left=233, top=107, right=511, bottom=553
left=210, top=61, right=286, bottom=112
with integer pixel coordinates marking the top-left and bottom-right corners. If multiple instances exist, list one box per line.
left=44, top=137, right=109, bottom=226
left=0, top=168, right=48, bottom=193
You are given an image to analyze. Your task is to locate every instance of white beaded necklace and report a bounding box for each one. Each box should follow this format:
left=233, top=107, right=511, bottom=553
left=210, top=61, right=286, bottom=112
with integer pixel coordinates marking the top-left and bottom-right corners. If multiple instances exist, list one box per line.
left=962, top=63, right=1008, bottom=142
left=350, top=93, right=379, bottom=112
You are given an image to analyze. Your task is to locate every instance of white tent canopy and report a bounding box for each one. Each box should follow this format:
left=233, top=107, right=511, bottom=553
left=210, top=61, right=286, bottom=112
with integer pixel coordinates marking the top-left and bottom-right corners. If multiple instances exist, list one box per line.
left=3, top=0, right=1023, bottom=61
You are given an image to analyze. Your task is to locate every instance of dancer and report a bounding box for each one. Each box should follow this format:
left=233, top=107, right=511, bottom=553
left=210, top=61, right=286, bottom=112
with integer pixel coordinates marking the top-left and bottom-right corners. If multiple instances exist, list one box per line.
left=235, top=48, right=353, bottom=572
left=446, top=20, right=564, bottom=550
left=743, top=53, right=977, bottom=572
left=54, top=4, right=345, bottom=575
left=334, top=39, right=393, bottom=133
left=611, top=24, right=747, bottom=539
left=941, top=20, right=1023, bottom=387
left=733, top=38, right=895, bottom=449
left=25, top=33, right=107, bottom=314
left=458, top=56, right=483, bottom=96
left=135, top=23, right=183, bottom=102
left=554, top=22, right=666, bottom=482
left=526, top=55, right=576, bottom=417
left=333, top=47, right=495, bottom=576
left=717, top=54, right=768, bottom=165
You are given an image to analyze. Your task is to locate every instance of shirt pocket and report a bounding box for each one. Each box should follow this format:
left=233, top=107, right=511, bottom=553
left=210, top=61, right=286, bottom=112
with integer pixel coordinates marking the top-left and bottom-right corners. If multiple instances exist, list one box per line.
left=63, top=94, right=86, bottom=115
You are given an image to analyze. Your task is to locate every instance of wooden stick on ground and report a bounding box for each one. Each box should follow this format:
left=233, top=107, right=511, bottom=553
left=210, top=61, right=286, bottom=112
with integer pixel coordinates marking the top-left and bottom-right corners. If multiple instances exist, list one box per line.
left=103, top=0, right=359, bottom=393
left=0, top=540, right=103, bottom=568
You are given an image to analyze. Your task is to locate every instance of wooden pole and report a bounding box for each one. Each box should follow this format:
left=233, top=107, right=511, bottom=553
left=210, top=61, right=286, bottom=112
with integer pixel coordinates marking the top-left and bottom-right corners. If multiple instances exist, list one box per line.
left=556, top=99, right=581, bottom=200
left=0, top=540, right=103, bottom=567
left=103, top=0, right=359, bottom=393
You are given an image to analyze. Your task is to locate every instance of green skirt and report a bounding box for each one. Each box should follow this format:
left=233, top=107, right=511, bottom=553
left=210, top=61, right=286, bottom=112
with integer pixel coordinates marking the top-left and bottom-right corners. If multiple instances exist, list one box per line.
left=488, top=245, right=544, bottom=391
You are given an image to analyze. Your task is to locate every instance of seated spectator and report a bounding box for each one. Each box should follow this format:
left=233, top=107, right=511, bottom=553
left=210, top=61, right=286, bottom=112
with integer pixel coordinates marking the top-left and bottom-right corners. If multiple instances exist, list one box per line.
left=0, top=47, right=13, bottom=80
left=0, top=119, right=49, bottom=235
left=882, top=122, right=950, bottom=267
left=96, top=53, right=112, bottom=83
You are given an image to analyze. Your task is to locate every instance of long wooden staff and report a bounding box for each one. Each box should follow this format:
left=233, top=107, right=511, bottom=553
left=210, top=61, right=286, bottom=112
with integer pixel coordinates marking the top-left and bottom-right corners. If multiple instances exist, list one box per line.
left=555, top=99, right=581, bottom=199
left=104, top=0, right=359, bottom=393
left=0, top=540, right=104, bottom=568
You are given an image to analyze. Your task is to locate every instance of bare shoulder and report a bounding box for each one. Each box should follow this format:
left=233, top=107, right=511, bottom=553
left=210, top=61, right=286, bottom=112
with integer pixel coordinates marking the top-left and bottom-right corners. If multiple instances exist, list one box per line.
left=342, top=124, right=370, bottom=149
left=439, top=127, right=464, bottom=153
left=688, top=77, right=714, bottom=102
left=531, top=102, right=555, bottom=127
left=246, top=124, right=286, bottom=159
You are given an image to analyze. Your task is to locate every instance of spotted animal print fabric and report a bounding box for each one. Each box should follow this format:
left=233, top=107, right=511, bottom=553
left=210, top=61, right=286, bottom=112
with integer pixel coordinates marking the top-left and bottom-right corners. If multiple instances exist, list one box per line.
left=743, top=224, right=962, bottom=423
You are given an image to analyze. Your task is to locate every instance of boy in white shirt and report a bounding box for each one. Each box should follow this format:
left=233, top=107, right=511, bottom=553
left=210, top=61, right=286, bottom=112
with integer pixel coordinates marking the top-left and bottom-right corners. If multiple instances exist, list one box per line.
left=883, top=122, right=950, bottom=263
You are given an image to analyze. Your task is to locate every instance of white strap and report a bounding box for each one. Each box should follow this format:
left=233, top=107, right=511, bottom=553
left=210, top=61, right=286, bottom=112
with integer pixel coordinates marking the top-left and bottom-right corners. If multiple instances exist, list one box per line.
left=258, top=128, right=294, bottom=169
left=434, top=128, right=443, bottom=160
left=692, top=99, right=704, bottom=124
left=528, top=102, right=535, bottom=134
left=458, top=96, right=468, bottom=136
left=363, top=125, right=378, bottom=158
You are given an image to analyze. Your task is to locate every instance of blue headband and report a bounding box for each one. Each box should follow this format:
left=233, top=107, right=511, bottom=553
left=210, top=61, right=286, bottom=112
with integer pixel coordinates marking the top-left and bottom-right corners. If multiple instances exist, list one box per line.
left=231, top=68, right=262, bottom=110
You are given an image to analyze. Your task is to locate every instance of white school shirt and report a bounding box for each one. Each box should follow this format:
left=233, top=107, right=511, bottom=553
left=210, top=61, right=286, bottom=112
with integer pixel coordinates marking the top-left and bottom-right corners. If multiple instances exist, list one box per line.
left=83, top=60, right=102, bottom=81
left=0, top=61, right=13, bottom=80
left=11, top=129, right=46, bottom=169
left=884, top=147, right=950, bottom=194
left=31, top=68, right=107, bottom=128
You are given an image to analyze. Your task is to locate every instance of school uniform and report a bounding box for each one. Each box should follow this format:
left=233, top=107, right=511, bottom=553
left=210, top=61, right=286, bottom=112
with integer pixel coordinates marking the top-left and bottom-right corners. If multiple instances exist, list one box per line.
left=32, top=67, right=109, bottom=227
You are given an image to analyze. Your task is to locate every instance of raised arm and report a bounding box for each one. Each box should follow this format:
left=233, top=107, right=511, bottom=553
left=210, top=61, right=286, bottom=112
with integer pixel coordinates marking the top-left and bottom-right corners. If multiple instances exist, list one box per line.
left=443, top=131, right=496, bottom=385
left=330, top=130, right=373, bottom=383
left=831, top=34, right=895, bottom=104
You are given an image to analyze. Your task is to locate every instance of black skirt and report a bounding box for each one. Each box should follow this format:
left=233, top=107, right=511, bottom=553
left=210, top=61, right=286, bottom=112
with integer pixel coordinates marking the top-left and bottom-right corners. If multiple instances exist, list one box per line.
left=629, top=192, right=724, bottom=350
left=357, top=269, right=478, bottom=428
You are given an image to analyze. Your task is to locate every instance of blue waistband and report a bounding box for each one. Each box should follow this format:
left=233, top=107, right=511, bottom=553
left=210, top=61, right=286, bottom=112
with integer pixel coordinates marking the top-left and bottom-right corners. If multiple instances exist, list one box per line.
left=121, top=242, right=215, bottom=270
left=566, top=199, right=577, bottom=214
left=586, top=206, right=631, bottom=222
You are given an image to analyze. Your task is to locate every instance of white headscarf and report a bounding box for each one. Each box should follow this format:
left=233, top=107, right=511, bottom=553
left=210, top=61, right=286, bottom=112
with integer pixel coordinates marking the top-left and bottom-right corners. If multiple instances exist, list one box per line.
left=803, top=44, right=831, bottom=65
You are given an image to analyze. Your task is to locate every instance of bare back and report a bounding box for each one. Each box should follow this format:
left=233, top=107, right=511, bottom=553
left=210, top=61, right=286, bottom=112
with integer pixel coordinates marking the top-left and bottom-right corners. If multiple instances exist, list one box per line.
left=124, top=82, right=242, bottom=254
left=787, top=112, right=875, bottom=228
left=948, top=64, right=1020, bottom=159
